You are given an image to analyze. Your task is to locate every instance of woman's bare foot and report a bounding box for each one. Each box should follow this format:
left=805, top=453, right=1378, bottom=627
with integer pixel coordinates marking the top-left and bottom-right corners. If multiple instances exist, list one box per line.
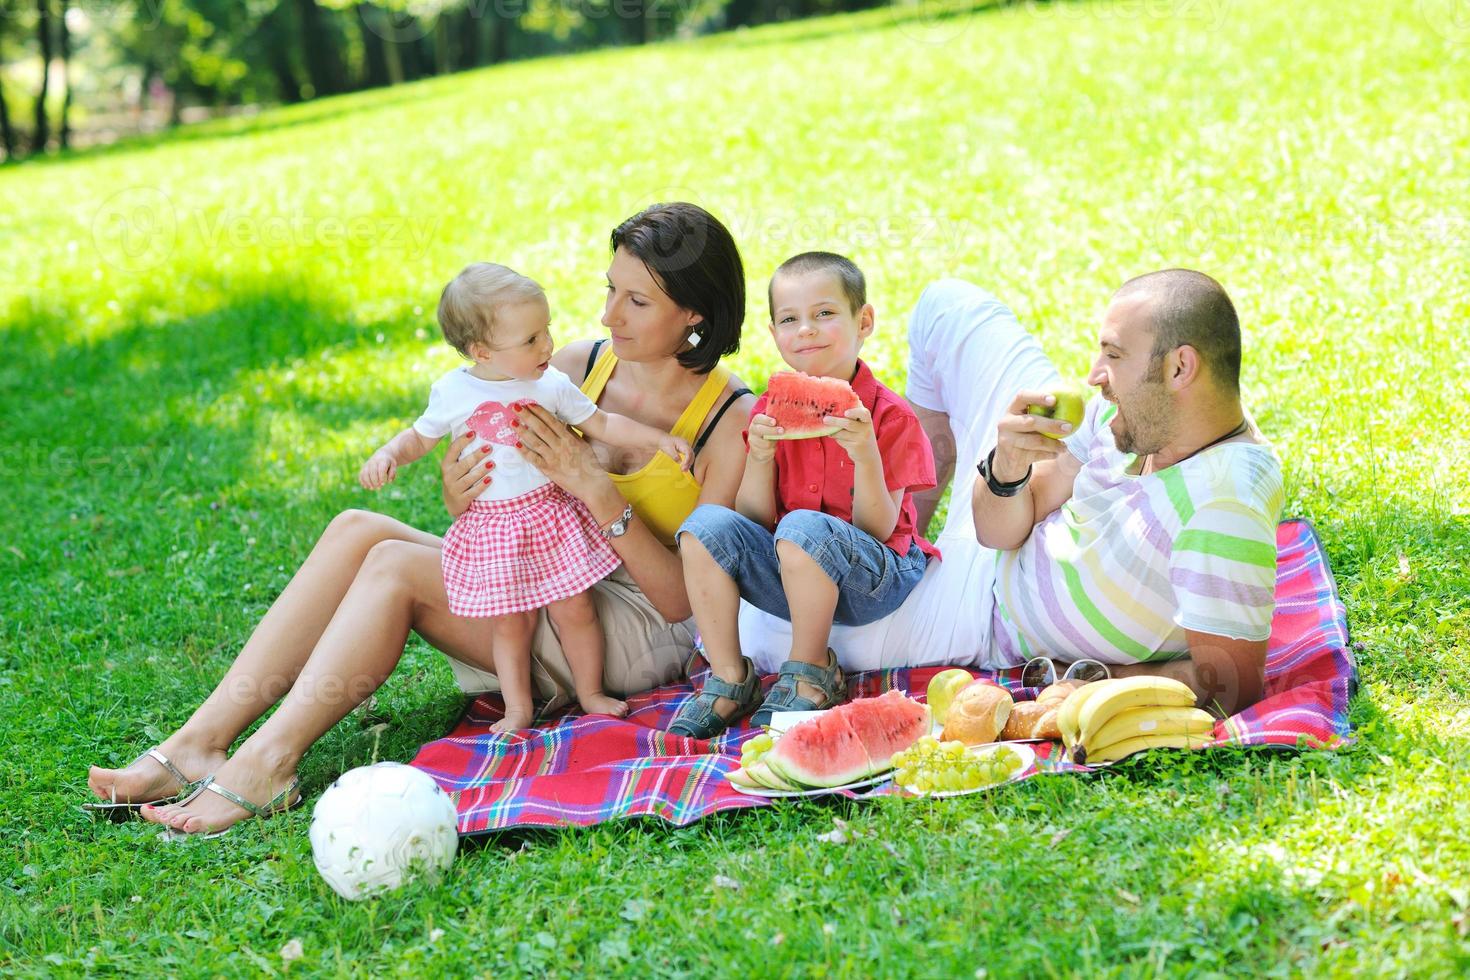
left=490, top=706, right=536, bottom=734
left=140, top=745, right=299, bottom=836
left=88, top=737, right=227, bottom=804
left=577, top=692, right=628, bottom=718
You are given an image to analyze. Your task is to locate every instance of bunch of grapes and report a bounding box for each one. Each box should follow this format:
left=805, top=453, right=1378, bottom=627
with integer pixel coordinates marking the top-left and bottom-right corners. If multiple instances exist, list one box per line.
left=740, top=732, right=774, bottom=769
left=891, top=736, right=1024, bottom=794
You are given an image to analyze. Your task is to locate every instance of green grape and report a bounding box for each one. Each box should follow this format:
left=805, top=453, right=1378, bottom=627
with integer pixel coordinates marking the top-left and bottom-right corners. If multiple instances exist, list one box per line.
left=913, top=776, right=933, bottom=793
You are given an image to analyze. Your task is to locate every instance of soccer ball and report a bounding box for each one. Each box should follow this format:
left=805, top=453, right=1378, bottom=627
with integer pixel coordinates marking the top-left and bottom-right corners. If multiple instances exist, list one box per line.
left=309, top=762, right=459, bottom=901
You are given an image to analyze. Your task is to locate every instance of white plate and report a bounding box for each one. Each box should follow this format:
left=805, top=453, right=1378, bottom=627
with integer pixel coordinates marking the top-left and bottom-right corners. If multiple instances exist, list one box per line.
left=725, top=768, right=893, bottom=798
left=895, top=743, right=1037, bottom=798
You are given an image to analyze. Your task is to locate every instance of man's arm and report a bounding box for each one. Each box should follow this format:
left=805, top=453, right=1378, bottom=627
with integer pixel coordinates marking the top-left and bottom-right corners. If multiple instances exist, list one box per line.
left=971, top=390, right=1082, bottom=551
left=1111, top=630, right=1267, bottom=716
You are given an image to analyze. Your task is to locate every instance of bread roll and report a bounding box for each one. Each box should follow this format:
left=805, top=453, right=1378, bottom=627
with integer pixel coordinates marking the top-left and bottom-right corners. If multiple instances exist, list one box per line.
left=1001, top=700, right=1062, bottom=741
left=1036, top=679, right=1087, bottom=706
left=941, top=682, right=1013, bottom=745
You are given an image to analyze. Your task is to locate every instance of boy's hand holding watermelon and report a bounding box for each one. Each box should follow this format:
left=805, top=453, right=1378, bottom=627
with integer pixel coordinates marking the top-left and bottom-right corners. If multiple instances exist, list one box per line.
left=820, top=404, right=877, bottom=463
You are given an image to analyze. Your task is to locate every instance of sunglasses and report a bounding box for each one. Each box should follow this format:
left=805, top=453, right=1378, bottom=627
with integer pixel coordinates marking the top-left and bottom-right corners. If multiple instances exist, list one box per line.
left=1019, top=656, right=1111, bottom=689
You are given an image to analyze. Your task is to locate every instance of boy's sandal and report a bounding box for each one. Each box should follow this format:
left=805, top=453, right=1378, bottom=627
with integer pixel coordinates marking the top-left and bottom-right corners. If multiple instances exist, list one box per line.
left=81, top=748, right=212, bottom=824
left=668, top=657, right=762, bottom=739
left=159, top=774, right=303, bottom=842
left=751, top=649, right=846, bottom=728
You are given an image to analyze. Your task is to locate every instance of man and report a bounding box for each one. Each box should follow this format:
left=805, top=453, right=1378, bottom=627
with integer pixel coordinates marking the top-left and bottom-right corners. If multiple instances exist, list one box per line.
left=738, top=270, right=1283, bottom=716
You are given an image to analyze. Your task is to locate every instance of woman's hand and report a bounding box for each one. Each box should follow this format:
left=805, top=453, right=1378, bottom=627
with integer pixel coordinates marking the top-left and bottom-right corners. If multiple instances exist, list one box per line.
left=513, top=403, right=618, bottom=517
left=440, top=432, right=494, bottom=518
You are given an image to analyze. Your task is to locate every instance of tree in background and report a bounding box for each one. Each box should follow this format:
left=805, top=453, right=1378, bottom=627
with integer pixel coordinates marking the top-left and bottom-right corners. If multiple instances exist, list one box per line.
left=0, top=0, right=974, bottom=157
left=34, top=0, right=52, bottom=152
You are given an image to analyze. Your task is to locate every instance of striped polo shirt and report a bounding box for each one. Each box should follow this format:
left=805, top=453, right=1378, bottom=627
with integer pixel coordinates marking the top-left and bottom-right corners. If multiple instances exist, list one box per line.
left=990, top=396, right=1284, bottom=665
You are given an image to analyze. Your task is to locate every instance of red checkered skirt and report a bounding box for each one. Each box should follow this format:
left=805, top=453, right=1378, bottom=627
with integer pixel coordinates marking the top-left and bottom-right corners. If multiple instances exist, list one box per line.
left=441, top=483, right=621, bottom=618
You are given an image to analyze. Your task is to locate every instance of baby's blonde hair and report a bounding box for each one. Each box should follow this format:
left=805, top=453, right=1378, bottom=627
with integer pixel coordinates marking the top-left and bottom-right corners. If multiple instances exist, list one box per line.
left=437, top=263, right=546, bottom=356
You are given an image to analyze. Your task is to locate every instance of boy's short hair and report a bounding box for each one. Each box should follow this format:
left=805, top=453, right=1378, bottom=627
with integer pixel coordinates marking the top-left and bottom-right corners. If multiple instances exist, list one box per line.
left=437, top=263, right=545, bottom=356
left=768, top=251, right=866, bottom=320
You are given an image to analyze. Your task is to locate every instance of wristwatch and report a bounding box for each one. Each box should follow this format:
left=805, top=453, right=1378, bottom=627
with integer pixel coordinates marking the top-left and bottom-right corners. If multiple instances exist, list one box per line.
left=978, top=448, right=1031, bottom=498
left=601, top=503, right=635, bottom=539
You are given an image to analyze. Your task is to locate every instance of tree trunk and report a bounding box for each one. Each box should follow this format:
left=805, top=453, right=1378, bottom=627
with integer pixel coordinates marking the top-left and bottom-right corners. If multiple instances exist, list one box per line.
left=357, top=6, right=391, bottom=87
left=434, top=14, right=451, bottom=75
left=34, top=0, right=53, bottom=152
left=0, top=82, right=15, bottom=162
left=58, top=0, right=72, bottom=150
left=294, top=0, right=348, bottom=96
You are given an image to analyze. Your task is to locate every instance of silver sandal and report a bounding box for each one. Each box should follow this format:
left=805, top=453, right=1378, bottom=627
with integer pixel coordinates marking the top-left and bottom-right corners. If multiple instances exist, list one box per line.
left=159, top=774, right=303, bottom=841
left=81, top=748, right=212, bottom=823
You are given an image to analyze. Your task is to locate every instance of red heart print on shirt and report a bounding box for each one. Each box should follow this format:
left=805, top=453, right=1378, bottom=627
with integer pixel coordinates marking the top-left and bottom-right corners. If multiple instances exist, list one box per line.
left=465, top=399, right=539, bottom=448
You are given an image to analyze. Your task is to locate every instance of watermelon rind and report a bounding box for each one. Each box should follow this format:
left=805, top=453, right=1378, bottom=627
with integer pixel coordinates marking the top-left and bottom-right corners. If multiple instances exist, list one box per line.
left=726, top=766, right=764, bottom=790
left=744, top=759, right=802, bottom=792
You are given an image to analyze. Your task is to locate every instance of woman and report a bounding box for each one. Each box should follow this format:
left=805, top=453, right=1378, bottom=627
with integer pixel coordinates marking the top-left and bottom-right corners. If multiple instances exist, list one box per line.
left=88, top=203, right=756, bottom=837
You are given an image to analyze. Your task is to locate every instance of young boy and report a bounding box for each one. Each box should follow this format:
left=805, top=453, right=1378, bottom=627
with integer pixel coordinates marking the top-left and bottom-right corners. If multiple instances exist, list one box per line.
left=668, top=252, right=940, bottom=738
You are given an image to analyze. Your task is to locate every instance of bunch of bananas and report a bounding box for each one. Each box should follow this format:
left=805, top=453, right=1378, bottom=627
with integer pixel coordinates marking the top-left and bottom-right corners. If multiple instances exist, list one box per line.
left=1057, top=677, right=1216, bottom=765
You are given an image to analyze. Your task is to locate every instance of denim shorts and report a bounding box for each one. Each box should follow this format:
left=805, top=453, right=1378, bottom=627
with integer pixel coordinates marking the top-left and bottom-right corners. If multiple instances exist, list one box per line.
left=676, top=505, right=930, bottom=627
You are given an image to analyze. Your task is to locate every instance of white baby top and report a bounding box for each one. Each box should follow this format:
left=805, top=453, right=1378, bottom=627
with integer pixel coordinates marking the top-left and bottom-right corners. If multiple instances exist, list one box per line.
left=412, top=366, right=599, bottom=501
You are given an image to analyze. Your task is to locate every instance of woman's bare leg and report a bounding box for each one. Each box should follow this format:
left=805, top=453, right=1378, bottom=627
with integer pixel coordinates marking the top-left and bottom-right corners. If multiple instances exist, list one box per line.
left=89, top=509, right=440, bottom=803
left=547, top=593, right=627, bottom=718
left=144, top=534, right=504, bottom=834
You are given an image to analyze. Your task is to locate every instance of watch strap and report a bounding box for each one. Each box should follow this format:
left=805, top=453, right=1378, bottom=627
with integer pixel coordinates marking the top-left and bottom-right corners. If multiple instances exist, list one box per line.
left=979, top=448, right=1031, bottom=498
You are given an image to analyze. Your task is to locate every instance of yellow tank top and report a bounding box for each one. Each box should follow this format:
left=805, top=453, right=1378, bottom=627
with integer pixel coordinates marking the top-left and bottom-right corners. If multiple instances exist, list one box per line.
left=580, top=345, right=733, bottom=547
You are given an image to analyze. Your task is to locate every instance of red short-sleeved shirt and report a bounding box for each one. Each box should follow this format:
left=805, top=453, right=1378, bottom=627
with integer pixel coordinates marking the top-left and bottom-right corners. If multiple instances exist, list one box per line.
left=747, top=360, right=940, bottom=560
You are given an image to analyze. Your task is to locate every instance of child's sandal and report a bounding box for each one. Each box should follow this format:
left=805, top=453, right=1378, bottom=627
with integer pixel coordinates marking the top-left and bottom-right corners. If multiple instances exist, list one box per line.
left=668, top=657, right=761, bottom=739
left=751, top=648, right=846, bottom=728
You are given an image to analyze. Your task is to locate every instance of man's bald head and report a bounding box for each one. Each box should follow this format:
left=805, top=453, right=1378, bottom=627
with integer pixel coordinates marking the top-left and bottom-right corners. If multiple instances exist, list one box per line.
left=1114, top=269, right=1241, bottom=394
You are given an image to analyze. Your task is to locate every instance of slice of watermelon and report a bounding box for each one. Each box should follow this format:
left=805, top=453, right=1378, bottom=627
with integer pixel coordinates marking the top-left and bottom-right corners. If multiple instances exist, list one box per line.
left=763, top=371, right=861, bottom=440
left=764, top=710, right=873, bottom=788
left=833, top=690, right=931, bottom=774
left=762, top=691, right=931, bottom=787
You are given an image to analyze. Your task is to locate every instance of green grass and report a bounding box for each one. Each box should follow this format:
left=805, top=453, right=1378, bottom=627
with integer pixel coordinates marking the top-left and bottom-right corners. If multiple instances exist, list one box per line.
left=3, top=0, right=1470, bottom=974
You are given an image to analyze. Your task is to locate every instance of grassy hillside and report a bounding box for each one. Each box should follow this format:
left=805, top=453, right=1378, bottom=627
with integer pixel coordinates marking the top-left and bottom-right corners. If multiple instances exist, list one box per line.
left=2, top=0, right=1468, bottom=974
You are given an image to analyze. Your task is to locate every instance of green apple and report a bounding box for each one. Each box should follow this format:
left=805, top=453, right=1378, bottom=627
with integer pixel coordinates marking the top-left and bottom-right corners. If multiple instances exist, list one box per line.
left=1026, top=387, right=1087, bottom=439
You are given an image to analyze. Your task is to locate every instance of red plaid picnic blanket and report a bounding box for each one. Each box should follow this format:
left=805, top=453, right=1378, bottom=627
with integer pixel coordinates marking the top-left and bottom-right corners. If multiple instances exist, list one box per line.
left=410, top=519, right=1355, bottom=835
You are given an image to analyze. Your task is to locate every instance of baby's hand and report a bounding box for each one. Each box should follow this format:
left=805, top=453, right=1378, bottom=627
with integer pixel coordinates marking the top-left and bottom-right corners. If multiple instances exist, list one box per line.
left=359, top=452, right=397, bottom=490
left=746, top=413, right=781, bottom=463
left=660, top=434, right=695, bottom=472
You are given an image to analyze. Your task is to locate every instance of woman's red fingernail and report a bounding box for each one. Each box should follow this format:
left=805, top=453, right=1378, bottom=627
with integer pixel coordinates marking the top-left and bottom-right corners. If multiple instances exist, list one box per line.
left=480, top=445, right=491, bottom=453
left=483, top=477, right=491, bottom=484
left=484, top=461, right=492, bottom=469
left=510, top=419, right=520, bottom=428
left=515, top=440, right=522, bottom=449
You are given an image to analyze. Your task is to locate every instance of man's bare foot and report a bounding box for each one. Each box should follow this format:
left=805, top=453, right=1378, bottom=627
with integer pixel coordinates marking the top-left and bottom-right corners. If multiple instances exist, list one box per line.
left=578, top=693, right=628, bottom=718
left=140, top=745, right=299, bottom=836
left=88, top=737, right=227, bottom=804
left=490, top=707, right=536, bottom=734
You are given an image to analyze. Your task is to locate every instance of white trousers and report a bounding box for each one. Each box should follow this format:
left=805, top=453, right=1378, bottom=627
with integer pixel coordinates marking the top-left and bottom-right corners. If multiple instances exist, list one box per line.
left=737, top=279, right=1060, bottom=672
